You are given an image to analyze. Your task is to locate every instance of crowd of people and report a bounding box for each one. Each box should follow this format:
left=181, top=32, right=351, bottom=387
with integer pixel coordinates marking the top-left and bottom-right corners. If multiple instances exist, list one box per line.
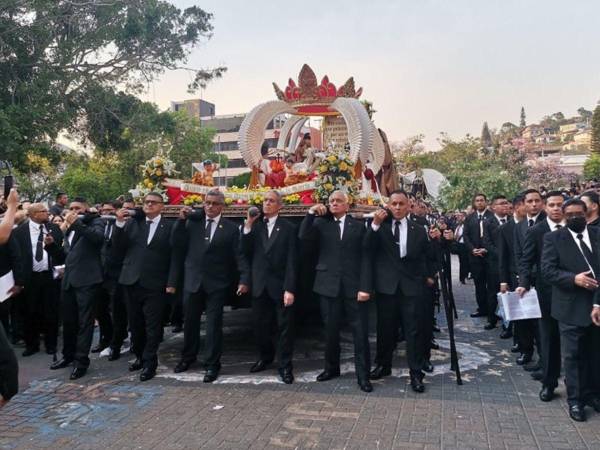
left=0, top=185, right=599, bottom=423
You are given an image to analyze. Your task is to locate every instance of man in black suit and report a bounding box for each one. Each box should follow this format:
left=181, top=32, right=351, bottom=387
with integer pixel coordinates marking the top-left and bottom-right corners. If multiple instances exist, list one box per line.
left=482, top=195, right=510, bottom=331
left=513, top=188, right=546, bottom=368
left=172, top=189, right=249, bottom=383
left=49, top=192, right=68, bottom=217
left=517, top=191, right=564, bottom=401
left=298, top=190, right=373, bottom=393
left=498, top=195, right=526, bottom=345
left=46, top=198, right=105, bottom=380
left=580, top=191, right=600, bottom=228
left=452, top=212, right=470, bottom=284
left=541, top=198, right=600, bottom=422
left=367, top=190, right=435, bottom=393
left=12, top=203, right=62, bottom=356
left=241, top=190, right=297, bottom=384
left=98, top=200, right=131, bottom=361
left=113, top=193, right=178, bottom=381
left=463, top=193, right=493, bottom=318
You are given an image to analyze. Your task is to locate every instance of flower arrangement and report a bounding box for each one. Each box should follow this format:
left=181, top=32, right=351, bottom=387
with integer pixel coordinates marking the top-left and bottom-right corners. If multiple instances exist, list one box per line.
left=182, top=194, right=203, bottom=206
left=135, top=152, right=178, bottom=201
left=283, top=193, right=300, bottom=204
left=313, top=151, right=359, bottom=203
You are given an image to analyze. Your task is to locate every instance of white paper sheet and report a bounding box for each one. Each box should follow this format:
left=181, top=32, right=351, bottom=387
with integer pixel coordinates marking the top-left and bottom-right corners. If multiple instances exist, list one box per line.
left=0, top=270, right=15, bottom=303
left=497, top=289, right=542, bottom=321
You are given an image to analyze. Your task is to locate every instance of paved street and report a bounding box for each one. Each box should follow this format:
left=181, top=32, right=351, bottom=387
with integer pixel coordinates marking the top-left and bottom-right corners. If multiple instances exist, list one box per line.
left=2, top=258, right=600, bottom=450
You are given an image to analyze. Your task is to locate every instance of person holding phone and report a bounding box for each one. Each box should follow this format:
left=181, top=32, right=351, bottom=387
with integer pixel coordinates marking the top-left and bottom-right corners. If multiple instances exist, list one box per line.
left=171, top=189, right=249, bottom=383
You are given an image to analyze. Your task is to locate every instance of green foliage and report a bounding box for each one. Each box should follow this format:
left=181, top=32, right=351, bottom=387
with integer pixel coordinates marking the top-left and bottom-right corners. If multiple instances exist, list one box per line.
left=520, top=107, right=526, bottom=128
left=592, top=104, right=600, bottom=154
left=231, top=172, right=252, bottom=188
left=583, top=153, right=600, bottom=180
left=0, top=0, right=225, bottom=170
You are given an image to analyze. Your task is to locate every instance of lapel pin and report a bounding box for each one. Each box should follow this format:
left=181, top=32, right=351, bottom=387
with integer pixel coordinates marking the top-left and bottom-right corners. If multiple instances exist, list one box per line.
left=276, top=227, right=280, bottom=232
left=219, top=224, right=223, bottom=229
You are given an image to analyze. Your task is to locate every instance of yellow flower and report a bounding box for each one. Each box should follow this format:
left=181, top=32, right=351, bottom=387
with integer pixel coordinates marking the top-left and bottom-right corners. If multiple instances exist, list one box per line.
left=225, top=198, right=233, bottom=205
left=339, top=162, right=348, bottom=171
left=324, top=183, right=334, bottom=191
left=319, top=165, right=327, bottom=173
left=327, top=155, right=337, bottom=163
left=147, top=181, right=154, bottom=188
left=155, top=169, right=163, bottom=177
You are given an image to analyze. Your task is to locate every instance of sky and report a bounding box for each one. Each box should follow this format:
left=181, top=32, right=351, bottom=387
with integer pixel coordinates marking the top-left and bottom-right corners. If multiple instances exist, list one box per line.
left=142, top=0, right=600, bottom=150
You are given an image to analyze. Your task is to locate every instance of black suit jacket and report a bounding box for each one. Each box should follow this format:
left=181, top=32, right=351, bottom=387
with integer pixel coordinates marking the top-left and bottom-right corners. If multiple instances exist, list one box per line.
left=541, top=226, right=599, bottom=327
left=46, top=216, right=105, bottom=289
left=113, top=216, right=177, bottom=291
left=299, top=213, right=371, bottom=298
left=241, top=216, right=298, bottom=299
left=482, top=215, right=507, bottom=273
left=100, top=220, right=123, bottom=280
left=497, top=219, right=518, bottom=286
left=12, top=220, right=63, bottom=285
left=518, top=220, right=552, bottom=292
left=0, top=236, right=24, bottom=287
left=172, top=213, right=249, bottom=294
left=513, top=211, right=547, bottom=266
left=365, top=218, right=434, bottom=296
left=463, top=210, right=493, bottom=253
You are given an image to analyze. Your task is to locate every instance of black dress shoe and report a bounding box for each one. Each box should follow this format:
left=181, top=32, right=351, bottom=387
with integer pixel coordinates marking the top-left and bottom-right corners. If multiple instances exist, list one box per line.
left=430, top=339, right=440, bottom=350
left=171, top=325, right=183, bottom=333
left=530, top=371, right=543, bottom=381
left=499, top=329, right=513, bottom=339
left=203, top=368, right=219, bottom=383
left=516, top=353, right=532, bottom=365
left=569, top=404, right=586, bottom=422
left=45, top=347, right=57, bottom=355
left=279, top=368, right=294, bottom=384
left=249, top=359, right=272, bottom=373
left=586, top=397, right=600, bottom=412
left=410, top=374, right=425, bottom=393
left=107, top=349, right=121, bottom=361
left=539, top=386, right=555, bottom=402
left=470, top=311, right=486, bottom=318
left=91, top=342, right=109, bottom=353
left=140, top=367, right=156, bottom=382
left=316, top=369, right=340, bottom=382
left=423, top=361, right=434, bottom=373
left=523, top=362, right=540, bottom=372
left=174, top=360, right=193, bottom=373
left=129, top=358, right=143, bottom=372
left=510, top=344, right=521, bottom=353
left=369, top=365, right=391, bottom=380
left=22, top=348, right=39, bottom=357
left=50, top=358, right=73, bottom=370
left=358, top=380, right=373, bottom=393
left=70, top=367, right=87, bottom=380
left=483, top=322, right=497, bottom=330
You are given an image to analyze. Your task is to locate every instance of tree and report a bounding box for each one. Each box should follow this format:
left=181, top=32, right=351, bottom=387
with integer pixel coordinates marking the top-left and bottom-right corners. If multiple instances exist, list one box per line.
left=592, top=103, right=600, bottom=154
left=231, top=172, right=252, bottom=188
left=584, top=153, right=600, bottom=180
left=520, top=107, right=526, bottom=128
left=525, top=158, right=571, bottom=190
left=0, top=1, right=226, bottom=169
left=15, top=152, right=66, bottom=202
left=481, top=122, right=493, bottom=151
left=578, top=107, right=593, bottom=121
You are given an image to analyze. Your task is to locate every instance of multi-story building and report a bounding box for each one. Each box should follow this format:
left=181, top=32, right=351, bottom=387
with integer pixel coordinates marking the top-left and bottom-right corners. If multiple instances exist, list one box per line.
left=170, top=99, right=216, bottom=119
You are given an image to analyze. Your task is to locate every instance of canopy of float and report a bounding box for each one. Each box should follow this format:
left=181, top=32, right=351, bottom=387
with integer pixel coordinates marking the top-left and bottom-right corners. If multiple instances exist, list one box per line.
left=403, top=169, right=448, bottom=199
left=238, top=98, right=384, bottom=173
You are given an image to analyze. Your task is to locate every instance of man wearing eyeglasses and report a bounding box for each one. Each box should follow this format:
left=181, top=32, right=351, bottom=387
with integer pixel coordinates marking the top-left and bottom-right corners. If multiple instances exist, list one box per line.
left=172, top=189, right=249, bottom=383
left=113, top=192, right=177, bottom=381
left=45, top=197, right=105, bottom=380
left=541, top=198, right=600, bottom=422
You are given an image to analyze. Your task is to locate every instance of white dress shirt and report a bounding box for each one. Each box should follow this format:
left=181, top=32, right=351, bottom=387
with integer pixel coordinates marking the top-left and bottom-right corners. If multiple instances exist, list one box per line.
left=568, top=227, right=594, bottom=276
left=29, top=221, right=49, bottom=272
left=145, top=214, right=161, bottom=244
left=205, top=214, right=221, bottom=242
left=454, top=223, right=464, bottom=243
left=546, top=217, right=564, bottom=232
left=243, top=215, right=278, bottom=238
left=371, top=217, right=408, bottom=258
left=334, top=215, right=347, bottom=239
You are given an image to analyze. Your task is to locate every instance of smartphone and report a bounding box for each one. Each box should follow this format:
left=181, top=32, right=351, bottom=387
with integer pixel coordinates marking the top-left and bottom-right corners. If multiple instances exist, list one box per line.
left=3, top=175, right=13, bottom=199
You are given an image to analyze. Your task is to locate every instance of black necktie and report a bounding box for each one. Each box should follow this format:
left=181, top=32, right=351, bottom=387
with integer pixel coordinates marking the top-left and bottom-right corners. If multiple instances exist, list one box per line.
left=500, top=218, right=506, bottom=224
left=144, top=220, right=152, bottom=244
left=205, top=219, right=214, bottom=242
left=335, top=219, right=342, bottom=239
left=555, top=224, right=562, bottom=230
left=577, top=233, right=594, bottom=264
left=528, top=219, right=534, bottom=227
left=35, top=225, right=44, bottom=262
left=394, top=220, right=401, bottom=244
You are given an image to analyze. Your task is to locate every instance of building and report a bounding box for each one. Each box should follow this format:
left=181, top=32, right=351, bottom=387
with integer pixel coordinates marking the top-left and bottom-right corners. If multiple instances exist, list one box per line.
left=170, top=99, right=216, bottom=119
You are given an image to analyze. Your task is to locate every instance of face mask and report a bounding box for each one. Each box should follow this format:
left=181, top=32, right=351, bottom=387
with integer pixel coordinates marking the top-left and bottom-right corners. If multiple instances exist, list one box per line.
left=566, top=216, right=586, bottom=233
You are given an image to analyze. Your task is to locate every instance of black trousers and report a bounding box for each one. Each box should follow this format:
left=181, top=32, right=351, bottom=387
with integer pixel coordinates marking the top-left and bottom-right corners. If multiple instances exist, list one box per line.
left=252, top=292, right=295, bottom=370
left=126, top=284, right=166, bottom=370
left=456, top=243, right=470, bottom=281
left=62, top=284, right=100, bottom=369
left=181, top=288, right=227, bottom=369
left=0, top=322, right=18, bottom=401
left=319, top=294, right=370, bottom=382
left=486, top=269, right=500, bottom=325
left=22, top=271, right=59, bottom=352
left=375, top=289, right=424, bottom=376
left=469, top=256, right=488, bottom=314
left=538, top=312, right=561, bottom=388
left=559, top=321, right=600, bottom=406
left=101, top=278, right=128, bottom=352
left=94, top=282, right=113, bottom=347
left=515, top=319, right=538, bottom=356
left=169, top=289, right=184, bottom=328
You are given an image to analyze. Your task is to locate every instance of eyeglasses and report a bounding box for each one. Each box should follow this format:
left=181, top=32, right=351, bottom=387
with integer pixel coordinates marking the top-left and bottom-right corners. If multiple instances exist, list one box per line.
left=204, top=201, right=223, bottom=207
left=144, top=200, right=163, bottom=206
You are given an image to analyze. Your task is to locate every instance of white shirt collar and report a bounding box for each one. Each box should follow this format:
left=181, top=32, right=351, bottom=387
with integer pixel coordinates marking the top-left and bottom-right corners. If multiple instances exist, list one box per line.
left=528, top=212, right=540, bottom=222
left=546, top=217, right=565, bottom=230
left=568, top=226, right=589, bottom=239
left=393, top=217, right=408, bottom=225
left=206, top=214, right=221, bottom=225
left=494, top=214, right=507, bottom=223
left=334, top=214, right=347, bottom=224
left=264, top=215, right=278, bottom=225
left=146, top=214, right=161, bottom=224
